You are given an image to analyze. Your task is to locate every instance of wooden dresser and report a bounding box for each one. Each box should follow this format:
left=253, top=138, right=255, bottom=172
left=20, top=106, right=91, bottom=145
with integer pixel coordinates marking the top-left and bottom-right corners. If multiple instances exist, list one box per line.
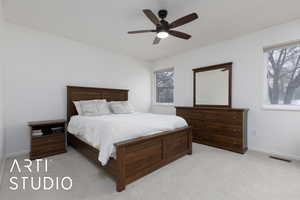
left=176, top=106, right=248, bottom=154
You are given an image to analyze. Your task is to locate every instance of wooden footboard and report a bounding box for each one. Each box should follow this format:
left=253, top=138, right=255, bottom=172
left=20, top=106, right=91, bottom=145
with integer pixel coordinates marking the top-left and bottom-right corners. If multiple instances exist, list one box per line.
left=114, top=127, right=192, bottom=191
left=68, top=126, right=192, bottom=192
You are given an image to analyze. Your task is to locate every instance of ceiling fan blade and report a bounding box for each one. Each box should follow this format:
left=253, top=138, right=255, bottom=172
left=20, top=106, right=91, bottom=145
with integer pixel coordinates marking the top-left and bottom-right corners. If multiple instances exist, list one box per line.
left=128, top=30, right=156, bottom=34
left=153, top=37, right=161, bottom=45
left=169, top=13, right=198, bottom=29
left=169, top=30, right=191, bottom=40
left=143, top=9, right=161, bottom=25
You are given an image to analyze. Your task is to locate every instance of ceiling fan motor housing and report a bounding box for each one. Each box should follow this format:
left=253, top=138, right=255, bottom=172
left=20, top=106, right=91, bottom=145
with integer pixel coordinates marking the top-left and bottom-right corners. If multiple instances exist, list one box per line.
left=157, top=20, right=169, bottom=33
left=158, top=10, right=168, bottom=19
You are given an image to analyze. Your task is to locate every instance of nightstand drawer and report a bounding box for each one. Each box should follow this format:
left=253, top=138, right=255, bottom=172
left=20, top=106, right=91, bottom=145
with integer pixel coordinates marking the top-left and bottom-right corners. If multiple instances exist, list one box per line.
left=31, top=143, right=66, bottom=159
left=32, top=134, right=65, bottom=147
left=32, top=140, right=65, bottom=151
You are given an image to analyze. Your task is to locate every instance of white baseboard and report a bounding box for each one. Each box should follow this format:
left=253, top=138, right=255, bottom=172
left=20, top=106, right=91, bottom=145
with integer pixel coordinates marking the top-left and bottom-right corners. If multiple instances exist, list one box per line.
left=6, top=150, right=29, bottom=159
left=249, top=148, right=300, bottom=161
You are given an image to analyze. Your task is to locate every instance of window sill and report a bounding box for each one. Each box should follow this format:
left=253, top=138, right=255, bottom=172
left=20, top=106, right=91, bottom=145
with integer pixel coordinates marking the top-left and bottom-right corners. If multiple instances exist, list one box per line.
left=262, top=104, right=300, bottom=111
left=152, top=103, right=174, bottom=107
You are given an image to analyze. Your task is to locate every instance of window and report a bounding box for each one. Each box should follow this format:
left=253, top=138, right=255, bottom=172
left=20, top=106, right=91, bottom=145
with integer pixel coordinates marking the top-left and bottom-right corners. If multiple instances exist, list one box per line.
left=154, top=68, right=174, bottom=104
left=264, top=42, right=300, bottom=108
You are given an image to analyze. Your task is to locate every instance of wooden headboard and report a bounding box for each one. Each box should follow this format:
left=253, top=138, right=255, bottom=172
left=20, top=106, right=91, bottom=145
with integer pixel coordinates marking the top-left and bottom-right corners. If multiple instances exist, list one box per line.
left=67, top=86, right=129, bottom=121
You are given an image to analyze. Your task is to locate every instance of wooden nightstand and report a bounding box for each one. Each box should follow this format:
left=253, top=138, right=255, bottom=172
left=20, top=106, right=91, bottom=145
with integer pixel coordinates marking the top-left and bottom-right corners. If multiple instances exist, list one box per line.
left=29, top=119, right=67, bottom=160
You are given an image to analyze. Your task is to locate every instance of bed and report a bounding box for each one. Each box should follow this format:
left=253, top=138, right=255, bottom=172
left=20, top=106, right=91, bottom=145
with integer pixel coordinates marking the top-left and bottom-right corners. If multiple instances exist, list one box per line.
left=67, top=86, right=192, bottom=192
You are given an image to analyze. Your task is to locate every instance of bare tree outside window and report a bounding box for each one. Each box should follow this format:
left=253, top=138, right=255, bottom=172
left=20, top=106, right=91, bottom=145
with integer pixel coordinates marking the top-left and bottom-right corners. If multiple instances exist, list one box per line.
left=155, top=69, right=174, bottom=103
left=266, top=43, right=300, bottom=105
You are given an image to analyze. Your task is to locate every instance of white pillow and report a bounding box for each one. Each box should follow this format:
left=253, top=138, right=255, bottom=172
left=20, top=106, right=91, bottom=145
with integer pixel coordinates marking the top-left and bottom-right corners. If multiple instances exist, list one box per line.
left=96, top=99, right=111, bottom=115
left=73, top=101, right=83, bottom=115
left=109, top=101, right=134, bottom=114
left=80, top=100, right=98, bottom=116
left=75, top=99, right=111, bottom=116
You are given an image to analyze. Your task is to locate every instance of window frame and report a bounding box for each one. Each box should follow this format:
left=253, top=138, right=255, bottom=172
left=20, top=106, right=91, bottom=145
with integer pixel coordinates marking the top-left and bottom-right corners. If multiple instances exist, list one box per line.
left=153, top=68, right=175, bottom=106
left=262, top=41, right=300, bottom=111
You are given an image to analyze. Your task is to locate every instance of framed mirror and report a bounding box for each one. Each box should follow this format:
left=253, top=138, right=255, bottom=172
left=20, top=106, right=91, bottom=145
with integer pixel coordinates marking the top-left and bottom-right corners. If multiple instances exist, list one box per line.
left=193, top=62, right=232, bottom=108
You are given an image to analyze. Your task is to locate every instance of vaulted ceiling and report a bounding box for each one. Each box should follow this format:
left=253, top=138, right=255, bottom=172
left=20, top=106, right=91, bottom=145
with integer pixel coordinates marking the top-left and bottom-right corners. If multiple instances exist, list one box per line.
left=3, top=0, right=300, bottom=61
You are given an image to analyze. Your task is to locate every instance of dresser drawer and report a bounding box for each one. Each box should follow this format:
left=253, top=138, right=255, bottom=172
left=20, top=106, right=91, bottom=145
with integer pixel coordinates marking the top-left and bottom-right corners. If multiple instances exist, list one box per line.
left=178, top=110, right=243, bottom=125
left=177, top=109, right=206, bottom=121
left=185, top=119, right=206, bottom=129
left=210, top=134, right=242, bottom=146
left=193, top=131, right=242, bottom=149
left=193, top=128, right=242, bottom=140
left=192, top=128, right=210, bottom=141
left=204, top=123, right=243, bottom=138
left=204, top=112, right=243, bottom=125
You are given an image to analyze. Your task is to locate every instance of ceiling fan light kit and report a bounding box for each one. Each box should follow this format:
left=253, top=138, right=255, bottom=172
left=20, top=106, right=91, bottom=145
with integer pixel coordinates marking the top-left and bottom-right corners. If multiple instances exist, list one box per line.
left=157, top=31, right=169, bottom=39
left=128, top=9, right=198, bottom=45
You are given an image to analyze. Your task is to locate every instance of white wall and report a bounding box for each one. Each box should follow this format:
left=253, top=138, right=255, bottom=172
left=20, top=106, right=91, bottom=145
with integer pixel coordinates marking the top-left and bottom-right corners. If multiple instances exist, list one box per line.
left=0, top=1, right=5, bottom=170
left=152, top=19, right=300, bottom=159
left=2, top=23, right=151, bottom=156
left=0, top=66, right=3, bottom=163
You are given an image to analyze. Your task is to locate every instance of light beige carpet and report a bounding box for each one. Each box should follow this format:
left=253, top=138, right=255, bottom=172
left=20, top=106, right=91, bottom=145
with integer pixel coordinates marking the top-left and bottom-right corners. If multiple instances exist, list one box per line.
left=1, top=144, right=300, bottom=200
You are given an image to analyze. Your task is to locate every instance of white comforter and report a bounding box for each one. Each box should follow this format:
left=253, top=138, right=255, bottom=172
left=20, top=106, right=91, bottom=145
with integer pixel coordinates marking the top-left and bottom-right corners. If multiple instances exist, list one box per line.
left=68, top=112, right=187, bottom=165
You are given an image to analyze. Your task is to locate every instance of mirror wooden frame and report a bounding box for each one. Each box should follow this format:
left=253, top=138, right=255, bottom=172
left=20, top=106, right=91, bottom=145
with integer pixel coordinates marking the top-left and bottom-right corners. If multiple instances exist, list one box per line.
left=193, top=62, right=232, bottom=108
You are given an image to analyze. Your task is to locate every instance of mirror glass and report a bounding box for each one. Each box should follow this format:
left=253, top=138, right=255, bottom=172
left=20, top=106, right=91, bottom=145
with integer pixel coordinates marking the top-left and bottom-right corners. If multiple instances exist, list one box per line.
left=194, top=63, right=232, bottom=107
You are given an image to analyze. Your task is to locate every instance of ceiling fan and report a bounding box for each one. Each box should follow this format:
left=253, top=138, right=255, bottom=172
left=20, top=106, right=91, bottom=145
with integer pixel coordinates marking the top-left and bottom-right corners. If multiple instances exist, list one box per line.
left=128, top=9, right=198, bottom=45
